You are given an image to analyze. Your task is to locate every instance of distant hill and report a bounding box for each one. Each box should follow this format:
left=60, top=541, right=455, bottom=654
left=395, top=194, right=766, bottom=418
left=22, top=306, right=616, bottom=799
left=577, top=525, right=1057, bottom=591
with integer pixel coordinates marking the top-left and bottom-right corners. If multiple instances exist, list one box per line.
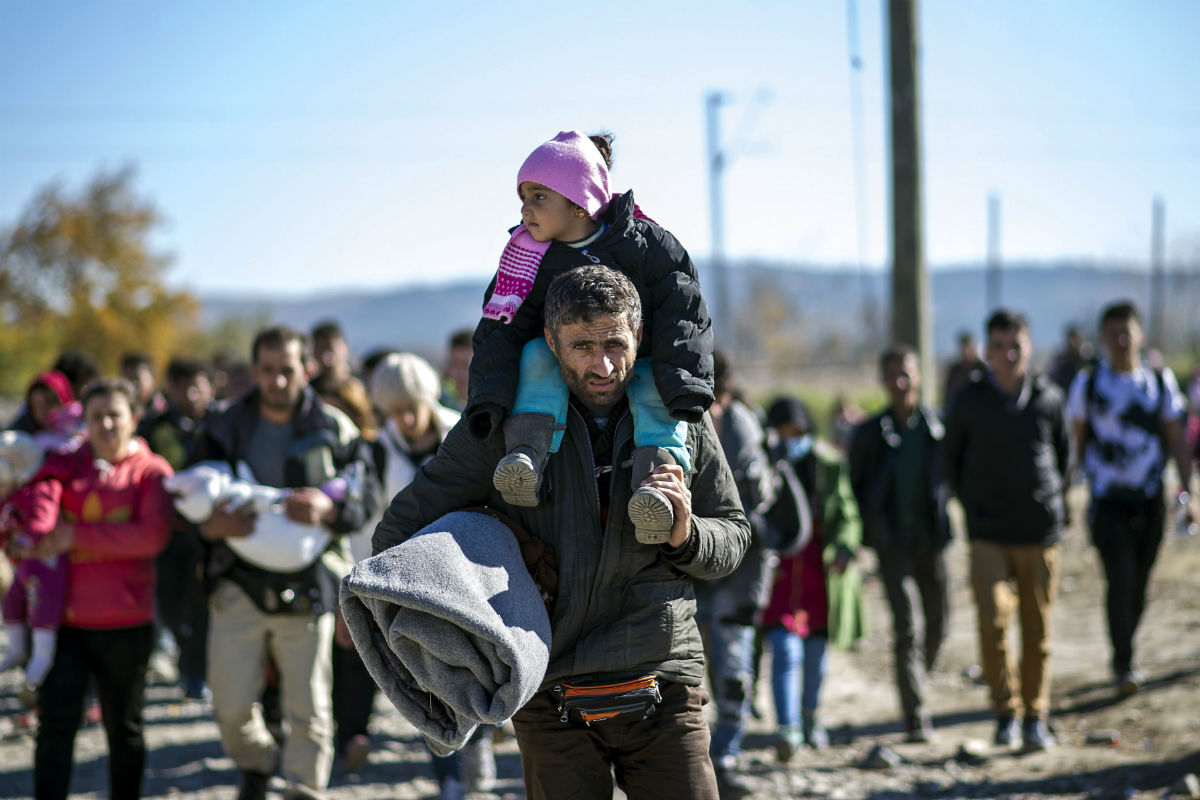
left=200, top=260, right=1198, bottom=361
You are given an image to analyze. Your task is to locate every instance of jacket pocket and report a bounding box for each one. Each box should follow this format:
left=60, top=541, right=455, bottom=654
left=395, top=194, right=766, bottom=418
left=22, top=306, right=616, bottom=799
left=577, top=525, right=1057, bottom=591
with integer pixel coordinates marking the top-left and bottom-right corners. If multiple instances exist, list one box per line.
left=607, top=578, right=695, bottom=672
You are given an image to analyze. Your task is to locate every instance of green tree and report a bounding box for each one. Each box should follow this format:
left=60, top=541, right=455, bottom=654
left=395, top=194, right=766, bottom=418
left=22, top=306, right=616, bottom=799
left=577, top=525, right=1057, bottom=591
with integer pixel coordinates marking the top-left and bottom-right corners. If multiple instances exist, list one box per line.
left=0, top=166, right=199, bottom=394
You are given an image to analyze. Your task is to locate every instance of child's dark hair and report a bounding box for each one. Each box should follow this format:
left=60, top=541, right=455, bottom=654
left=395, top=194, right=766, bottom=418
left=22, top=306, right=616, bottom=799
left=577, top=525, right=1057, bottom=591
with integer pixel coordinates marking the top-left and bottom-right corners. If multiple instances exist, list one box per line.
left=589, top=133, right=614, bottom=170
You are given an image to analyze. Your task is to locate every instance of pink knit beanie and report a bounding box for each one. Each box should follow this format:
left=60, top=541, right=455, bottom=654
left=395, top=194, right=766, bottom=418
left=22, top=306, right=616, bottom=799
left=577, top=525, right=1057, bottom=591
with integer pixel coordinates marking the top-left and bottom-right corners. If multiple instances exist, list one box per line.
left=516, top=131, right=610, bottom=220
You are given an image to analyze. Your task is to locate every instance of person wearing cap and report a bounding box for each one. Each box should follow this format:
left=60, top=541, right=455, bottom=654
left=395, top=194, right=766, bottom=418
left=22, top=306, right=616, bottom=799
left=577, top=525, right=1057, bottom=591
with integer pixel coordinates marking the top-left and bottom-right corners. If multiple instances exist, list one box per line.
left=847, top=344, right=951, bottom=743
left=462, top=130, right=715, bottom=549
left=190, top=325, right=378, bottom=800
left=374, top=265, right=749, bottom=800
left=761, top=395, right=864, bottom=757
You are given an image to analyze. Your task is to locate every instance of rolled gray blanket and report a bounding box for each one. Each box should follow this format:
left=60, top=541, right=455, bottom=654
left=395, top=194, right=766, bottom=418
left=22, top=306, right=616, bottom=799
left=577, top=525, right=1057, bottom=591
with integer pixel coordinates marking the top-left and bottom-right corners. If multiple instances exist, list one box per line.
left=339, top=511, right=552, bottom=755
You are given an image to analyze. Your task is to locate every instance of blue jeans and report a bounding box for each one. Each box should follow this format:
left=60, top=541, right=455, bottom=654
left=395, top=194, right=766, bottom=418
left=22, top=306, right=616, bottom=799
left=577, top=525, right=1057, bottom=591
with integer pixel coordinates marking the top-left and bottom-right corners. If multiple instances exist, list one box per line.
left=513, top=339, right=690, bottom=470
left=696, top=594, right=755, bottom=761
left=767, top=627, right=828, bottom=728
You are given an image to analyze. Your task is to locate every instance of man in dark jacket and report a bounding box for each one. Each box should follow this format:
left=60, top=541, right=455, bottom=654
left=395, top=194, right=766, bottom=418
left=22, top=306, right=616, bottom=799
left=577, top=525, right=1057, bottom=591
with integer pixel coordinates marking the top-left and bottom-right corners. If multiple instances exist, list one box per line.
left=194, top=326, right=378, bottom=800
left=374, top=266, right=750, bottom=800
left=139, top=357, right=217, bottom=700
left=697, top=350, right=775, bottom=798
left=943, top=310, right=1070, bottom=752
left=848, top=344, right=950, bottom=743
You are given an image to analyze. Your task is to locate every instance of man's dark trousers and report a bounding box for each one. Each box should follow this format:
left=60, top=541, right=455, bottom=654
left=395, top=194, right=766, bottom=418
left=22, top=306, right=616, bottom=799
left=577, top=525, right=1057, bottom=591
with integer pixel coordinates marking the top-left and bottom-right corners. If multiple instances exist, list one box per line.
left=511, top=680, right=718, bottom=800
left=1090, top=497, right=1165, bottom=675
left=875, top=541, right=949, bottom=724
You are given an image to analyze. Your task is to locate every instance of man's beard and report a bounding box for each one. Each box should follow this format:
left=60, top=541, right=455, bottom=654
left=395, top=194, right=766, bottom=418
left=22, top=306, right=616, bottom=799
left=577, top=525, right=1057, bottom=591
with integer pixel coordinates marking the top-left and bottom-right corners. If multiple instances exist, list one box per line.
left=559, top=363, right=633, bottom=410
left=261, top=388, right=300, bottom=412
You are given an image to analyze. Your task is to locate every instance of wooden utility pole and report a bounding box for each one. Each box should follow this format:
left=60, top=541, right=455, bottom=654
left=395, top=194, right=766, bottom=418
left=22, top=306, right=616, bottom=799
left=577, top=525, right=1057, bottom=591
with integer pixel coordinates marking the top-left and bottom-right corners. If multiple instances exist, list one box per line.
left=887, top=0, right=933, bottom=403
left=986, top=192, right=1002, bottom=312
left=1149, top=195, right=1165, bottom=349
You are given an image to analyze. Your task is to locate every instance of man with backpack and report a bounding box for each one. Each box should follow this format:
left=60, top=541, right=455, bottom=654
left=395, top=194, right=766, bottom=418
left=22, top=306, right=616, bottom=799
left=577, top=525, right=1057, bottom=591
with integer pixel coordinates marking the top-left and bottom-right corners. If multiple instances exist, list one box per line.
left=1066, top=301, right=1197, bottom=696
left=848, top=344, right=951, bottom=743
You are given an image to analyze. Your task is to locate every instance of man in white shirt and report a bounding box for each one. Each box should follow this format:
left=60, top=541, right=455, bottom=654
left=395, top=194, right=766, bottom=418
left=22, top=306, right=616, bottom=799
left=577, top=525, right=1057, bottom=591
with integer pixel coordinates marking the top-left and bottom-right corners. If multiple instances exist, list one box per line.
left=1066, top=301, right=1197, bottom=696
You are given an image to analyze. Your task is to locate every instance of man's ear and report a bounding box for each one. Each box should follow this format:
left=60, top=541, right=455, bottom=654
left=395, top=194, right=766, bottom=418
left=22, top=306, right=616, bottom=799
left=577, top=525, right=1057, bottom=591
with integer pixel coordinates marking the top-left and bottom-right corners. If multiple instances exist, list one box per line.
left=635, top=323, right=643, bottom=349
left=544, top=328, right=557, bottom=357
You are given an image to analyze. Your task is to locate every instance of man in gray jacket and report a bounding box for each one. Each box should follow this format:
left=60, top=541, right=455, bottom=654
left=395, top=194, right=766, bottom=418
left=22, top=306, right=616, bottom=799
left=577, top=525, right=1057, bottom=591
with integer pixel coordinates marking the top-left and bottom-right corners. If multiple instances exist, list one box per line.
left=373, top=265, right=750, bottom=800
left=697, top=349, right=777, bottom=797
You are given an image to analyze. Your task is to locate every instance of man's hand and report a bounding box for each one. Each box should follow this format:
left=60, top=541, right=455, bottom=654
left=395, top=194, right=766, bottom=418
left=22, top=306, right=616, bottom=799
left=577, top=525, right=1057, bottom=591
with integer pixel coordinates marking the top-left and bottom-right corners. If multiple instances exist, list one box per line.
left=640, top=464, right=693, bottom=548
left=202, top=499, right=257, bottom=540
left=284, top=488, right=335, bottom=526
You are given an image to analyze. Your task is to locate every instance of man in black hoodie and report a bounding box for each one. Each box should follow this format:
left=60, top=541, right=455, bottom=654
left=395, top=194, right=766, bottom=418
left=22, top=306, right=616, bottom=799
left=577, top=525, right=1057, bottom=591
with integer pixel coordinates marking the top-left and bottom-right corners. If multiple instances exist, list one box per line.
left=943, top=310, right=1070, bottom=752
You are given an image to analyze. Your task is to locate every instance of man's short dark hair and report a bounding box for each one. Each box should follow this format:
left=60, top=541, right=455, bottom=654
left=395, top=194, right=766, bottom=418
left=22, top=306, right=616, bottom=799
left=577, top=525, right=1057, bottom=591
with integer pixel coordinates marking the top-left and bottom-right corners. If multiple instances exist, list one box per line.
left=362, top=347, right=399, bottom=376
left=252, top=325, right=309, bottom=364
left=310, top=319, right=344, bottom=342
left=121, top=352, right=154, bottom=372
left=879, top=343, right=916, bottom=373
left=713, top=349, right=731, bottom=397
left=956, top=330, right=974, bottom=346
left=1099, top=300, right=1140, bottom=329
left=544, top=266, right=643, bottom=339
left=985, top=309, right=1029, bottom=336
left=166, top=357, right=211, bottom=385
left=53, top=349, right=100, bottom=395
left=80, top=377, right=139, bottom=415
left=448, top=328, right=473, bottom=351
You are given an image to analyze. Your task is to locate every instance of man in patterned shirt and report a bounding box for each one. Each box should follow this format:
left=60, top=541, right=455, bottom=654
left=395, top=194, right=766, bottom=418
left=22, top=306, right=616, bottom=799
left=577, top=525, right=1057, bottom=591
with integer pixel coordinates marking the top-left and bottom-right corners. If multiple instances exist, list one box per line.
left=1066, top=301, right=1197, bottom=696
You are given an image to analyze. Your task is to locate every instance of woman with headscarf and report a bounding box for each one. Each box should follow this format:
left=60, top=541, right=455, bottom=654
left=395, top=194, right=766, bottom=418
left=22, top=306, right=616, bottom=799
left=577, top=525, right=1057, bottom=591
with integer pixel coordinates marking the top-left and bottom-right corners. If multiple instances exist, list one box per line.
left=761, top=396, right=865, bottom=759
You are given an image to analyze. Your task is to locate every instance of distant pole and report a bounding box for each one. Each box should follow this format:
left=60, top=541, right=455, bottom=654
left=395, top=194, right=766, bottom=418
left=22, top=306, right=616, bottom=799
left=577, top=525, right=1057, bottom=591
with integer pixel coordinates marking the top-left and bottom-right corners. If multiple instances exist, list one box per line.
left=705, top=91, right=730, bottom=347
left=986, top=191, right=1002, bottom=311
left=1149, top=195, right=1165, bottom=350
left=846, top=0, right=877, bottom=356
left=887, top=0, right=933, bottom=403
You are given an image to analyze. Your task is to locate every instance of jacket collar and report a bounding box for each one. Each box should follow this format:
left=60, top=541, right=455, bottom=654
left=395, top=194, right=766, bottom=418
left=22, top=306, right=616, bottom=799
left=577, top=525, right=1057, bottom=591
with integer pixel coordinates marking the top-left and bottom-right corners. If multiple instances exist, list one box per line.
left=879, top=404, right=943, bottom=449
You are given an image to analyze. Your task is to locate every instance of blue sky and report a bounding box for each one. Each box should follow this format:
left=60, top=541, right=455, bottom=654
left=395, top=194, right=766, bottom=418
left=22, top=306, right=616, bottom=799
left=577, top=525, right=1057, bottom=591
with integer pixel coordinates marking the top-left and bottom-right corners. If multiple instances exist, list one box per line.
left=2, top=1, right=1197, bottom=296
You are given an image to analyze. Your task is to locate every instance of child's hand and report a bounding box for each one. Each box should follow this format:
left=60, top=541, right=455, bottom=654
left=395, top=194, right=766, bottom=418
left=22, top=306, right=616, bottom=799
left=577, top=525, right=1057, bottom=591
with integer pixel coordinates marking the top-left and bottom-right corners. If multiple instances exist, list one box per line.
left=34, top=521, right=75, bottom=558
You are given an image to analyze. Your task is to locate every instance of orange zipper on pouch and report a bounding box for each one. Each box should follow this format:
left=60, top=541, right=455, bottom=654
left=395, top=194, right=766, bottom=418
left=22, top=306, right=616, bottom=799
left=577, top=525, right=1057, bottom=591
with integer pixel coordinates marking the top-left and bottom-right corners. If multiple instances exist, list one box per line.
left=558, top=676, right=660, bottom=698
left=552, top=676, right=662, bottom=725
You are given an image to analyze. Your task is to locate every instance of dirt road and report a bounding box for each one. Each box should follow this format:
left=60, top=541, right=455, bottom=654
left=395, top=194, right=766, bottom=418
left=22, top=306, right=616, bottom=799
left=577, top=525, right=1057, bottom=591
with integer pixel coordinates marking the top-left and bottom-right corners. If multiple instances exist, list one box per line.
left=1, top=487, right=1198, bottom=799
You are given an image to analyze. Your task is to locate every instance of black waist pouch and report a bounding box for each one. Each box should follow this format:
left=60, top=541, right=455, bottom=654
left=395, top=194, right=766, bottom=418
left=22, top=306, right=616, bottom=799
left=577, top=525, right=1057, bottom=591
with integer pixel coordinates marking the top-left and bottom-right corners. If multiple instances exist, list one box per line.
left=552, top=676, right=662, bottom=726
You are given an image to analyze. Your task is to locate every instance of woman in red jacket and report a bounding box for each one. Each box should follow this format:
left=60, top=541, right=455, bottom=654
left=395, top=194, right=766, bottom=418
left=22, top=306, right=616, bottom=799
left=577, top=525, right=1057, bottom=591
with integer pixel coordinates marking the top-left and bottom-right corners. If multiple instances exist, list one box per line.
left=12, top=378, right=173, bottom=800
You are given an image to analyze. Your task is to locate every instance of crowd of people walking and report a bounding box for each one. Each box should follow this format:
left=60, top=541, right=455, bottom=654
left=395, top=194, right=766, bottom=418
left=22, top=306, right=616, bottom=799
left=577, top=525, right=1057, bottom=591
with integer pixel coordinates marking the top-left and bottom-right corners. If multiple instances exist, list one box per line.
left=1, top=128, right=1198, bottom=800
